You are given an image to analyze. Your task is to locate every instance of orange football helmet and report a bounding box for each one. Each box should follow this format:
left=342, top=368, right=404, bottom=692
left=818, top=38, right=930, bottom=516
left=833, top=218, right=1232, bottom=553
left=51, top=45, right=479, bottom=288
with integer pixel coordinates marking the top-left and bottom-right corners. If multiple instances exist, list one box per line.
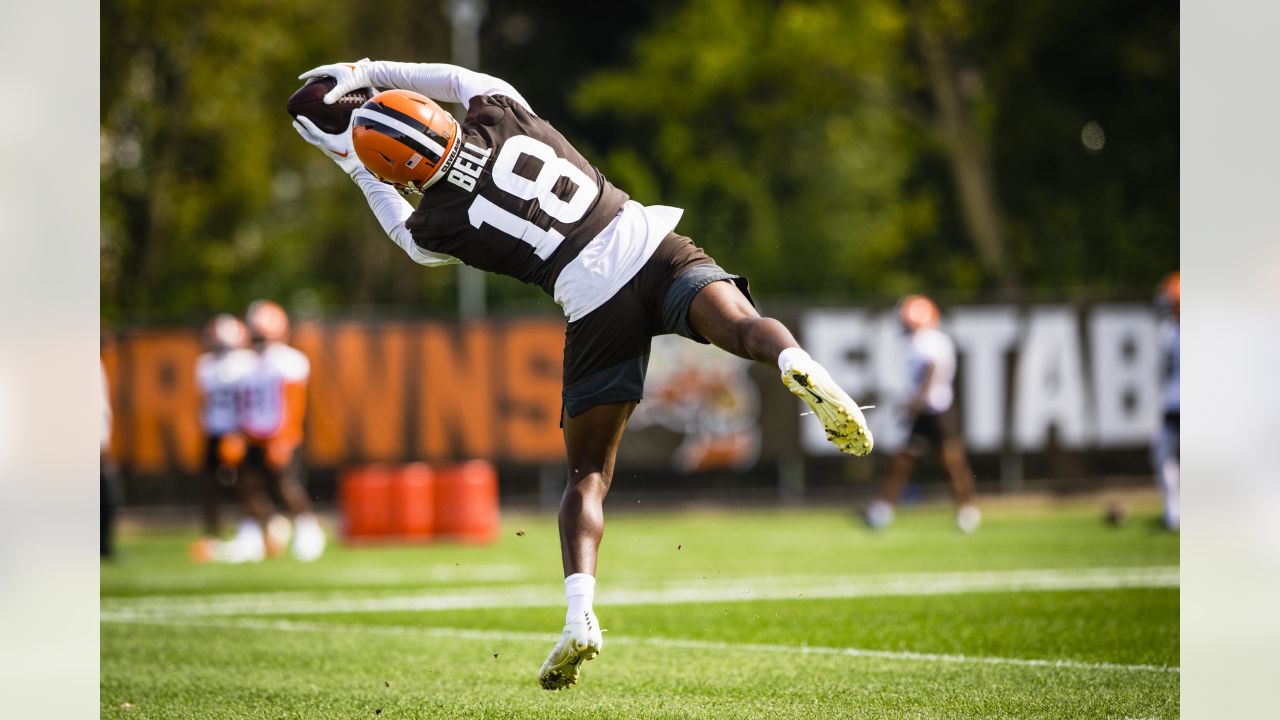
left=1157, top=271, right=1179, bottom=315
left=351, top=89, right=463, bottom=193
left=246, top=300, right=290, bottom=343
left=899, top=294, right=941, bottom=331
left=204, top=313, right=248, bottom=351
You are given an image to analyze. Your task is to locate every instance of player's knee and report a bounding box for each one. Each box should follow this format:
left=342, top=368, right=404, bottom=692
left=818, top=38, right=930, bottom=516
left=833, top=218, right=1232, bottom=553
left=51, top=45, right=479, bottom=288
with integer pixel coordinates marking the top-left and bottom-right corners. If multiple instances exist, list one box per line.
left=567, top=469, right=612, bottom=498
left=740, top=316, right=781, bottom=357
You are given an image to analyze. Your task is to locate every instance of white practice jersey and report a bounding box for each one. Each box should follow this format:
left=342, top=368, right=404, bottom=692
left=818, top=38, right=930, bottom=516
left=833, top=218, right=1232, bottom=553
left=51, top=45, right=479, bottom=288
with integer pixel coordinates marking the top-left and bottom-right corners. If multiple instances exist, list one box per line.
left=906, top=327, right=957, bottom=415
left=1160, top=319, right=1179, bottom=414
left=237, top=343, right=310, bottom=439
left=196, top=349, right=256, bottom=435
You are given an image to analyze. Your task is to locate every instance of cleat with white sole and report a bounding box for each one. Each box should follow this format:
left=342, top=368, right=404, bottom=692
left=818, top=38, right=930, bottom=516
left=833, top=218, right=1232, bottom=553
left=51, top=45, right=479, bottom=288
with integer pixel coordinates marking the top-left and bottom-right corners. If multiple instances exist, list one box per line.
left=781, top=355, right=874, bottom=456
left=538, top=611, right=603, bottom=690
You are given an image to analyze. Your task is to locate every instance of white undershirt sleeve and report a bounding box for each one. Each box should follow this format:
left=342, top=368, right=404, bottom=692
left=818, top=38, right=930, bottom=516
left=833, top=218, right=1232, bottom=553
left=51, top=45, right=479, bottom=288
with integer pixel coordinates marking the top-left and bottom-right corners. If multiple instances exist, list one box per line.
left=350, top=168, right=460, bottom=268
left=365, top=61, right=533, bottom=114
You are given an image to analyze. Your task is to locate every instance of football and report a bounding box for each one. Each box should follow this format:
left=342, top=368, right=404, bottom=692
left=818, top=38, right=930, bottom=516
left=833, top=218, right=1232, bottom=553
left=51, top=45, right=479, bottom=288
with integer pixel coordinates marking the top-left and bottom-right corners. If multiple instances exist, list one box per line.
left=286, top=76, right=372, bottom=135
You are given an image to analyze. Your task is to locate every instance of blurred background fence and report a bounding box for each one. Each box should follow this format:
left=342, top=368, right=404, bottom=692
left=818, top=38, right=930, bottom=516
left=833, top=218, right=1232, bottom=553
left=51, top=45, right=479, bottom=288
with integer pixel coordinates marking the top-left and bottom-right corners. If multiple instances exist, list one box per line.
left=104, top=296, right=1163, bottom=508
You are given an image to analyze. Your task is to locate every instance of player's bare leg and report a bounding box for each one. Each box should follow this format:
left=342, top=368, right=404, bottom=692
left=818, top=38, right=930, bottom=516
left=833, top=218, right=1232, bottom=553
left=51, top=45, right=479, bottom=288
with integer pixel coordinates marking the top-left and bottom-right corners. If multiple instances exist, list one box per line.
left=235, top=467, right=273, bottom=529
left=199, top=466, right=224, bottom=539
left=559, top=401, right=633, bottom=575
left=941, top=438, right=980, bottom=532
left=219, top=465, right=272, bottom=563
left=686, top=278, right=796, bottom=362
left=539, top=401, right=633, bottom=690
left=1153, top=420, right=1179, bottom=531
left=268, top=449, right=326, bottom=561
left=189, top=464, right=230, bottom=563
left=879, top=451, right=915, bottom=504
left=868, top=450, right=915, bottom=529
left=941, top=439, right=975, bottom=505
left=688, top=280, right=872, bottom=455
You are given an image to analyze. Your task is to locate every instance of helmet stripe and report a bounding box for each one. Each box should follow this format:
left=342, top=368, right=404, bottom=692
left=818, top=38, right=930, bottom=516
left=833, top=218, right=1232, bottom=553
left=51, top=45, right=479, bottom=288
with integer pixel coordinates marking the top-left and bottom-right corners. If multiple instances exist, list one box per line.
left=352, top=108, right=445, bottom=164
left=369, top=100, right=452, bottom=147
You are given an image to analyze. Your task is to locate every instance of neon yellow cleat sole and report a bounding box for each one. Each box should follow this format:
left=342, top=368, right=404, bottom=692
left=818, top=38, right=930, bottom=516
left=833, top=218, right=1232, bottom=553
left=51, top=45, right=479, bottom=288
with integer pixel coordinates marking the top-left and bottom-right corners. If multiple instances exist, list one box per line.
left=781, top=361, right=874, bottom=457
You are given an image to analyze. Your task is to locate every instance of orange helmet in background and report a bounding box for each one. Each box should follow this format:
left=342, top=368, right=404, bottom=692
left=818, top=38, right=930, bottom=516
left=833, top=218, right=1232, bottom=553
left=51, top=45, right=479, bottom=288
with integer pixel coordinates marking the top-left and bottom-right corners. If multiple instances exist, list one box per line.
left=246, top=300, right=290, bottom=343
left=204, top=313, right=248, bottom=352
left=899, top=294, right=941, bottom=331
left=1157, top=272, right=1180, bottom=314
left=351, top=90, right=462, bottom=194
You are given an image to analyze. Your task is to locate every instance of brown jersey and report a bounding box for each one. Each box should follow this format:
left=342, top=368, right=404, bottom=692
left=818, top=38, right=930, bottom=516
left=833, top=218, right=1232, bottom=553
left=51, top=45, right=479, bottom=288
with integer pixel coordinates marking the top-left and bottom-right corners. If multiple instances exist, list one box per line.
left=405, top=95, right=630, bottom=297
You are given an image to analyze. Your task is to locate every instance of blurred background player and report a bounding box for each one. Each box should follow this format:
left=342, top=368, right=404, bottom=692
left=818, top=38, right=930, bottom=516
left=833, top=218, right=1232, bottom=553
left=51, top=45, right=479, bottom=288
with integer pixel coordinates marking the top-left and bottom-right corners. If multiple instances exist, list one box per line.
left=1154, top=272, right=1179, bottom=531
left=101, top=362, right=119, bottom=559
left=189, top=314, right=255, bottom=563
left=218, top=300, right=325, bottom=563
left=866, top=295, right=979, bottom=533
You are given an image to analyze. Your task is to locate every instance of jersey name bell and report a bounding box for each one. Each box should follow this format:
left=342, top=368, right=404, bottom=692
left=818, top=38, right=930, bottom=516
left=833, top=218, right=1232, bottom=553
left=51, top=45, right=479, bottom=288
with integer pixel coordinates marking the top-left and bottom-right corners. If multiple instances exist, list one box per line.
left=408, top=95, right=628, bottom=294
left=407, top=95, right=680, bottom=321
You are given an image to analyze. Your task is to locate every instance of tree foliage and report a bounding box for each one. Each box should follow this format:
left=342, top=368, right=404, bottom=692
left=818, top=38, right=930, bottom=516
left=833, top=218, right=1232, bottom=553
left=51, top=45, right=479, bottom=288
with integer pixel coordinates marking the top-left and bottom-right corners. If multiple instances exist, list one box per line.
left=574, top=0, right=931, bottom=300
left=573, top=0, right=1178, bottom=301
left=101, top=0, right=457, bottom=323
left=100, top=0, right=1178, bottom=321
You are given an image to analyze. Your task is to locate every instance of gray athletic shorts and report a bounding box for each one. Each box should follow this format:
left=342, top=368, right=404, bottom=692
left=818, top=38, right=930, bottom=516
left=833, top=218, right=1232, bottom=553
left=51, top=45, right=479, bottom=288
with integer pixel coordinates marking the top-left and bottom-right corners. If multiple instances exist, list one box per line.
left=561, top=232, right=753, bottom=418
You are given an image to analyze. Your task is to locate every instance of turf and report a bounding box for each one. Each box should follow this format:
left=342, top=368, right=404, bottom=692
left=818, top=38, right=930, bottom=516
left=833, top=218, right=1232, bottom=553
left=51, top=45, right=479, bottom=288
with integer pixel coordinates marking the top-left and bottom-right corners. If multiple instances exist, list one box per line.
left=101, top=498, right=1179, bottom=718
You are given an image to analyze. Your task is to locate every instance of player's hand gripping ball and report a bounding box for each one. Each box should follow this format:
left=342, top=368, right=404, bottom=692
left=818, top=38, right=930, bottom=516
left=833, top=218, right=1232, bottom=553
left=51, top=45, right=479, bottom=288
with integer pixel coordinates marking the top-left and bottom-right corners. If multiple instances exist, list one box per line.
left=286, top=76, right=371, bottom=135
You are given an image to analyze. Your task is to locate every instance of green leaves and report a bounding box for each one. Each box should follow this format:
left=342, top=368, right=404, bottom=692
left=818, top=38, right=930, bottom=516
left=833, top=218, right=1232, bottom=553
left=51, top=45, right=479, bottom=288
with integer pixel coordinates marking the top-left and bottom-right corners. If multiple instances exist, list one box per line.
left=101, top=0, right=1177, bottom=320
left=573, top=0, right=924, bottom=300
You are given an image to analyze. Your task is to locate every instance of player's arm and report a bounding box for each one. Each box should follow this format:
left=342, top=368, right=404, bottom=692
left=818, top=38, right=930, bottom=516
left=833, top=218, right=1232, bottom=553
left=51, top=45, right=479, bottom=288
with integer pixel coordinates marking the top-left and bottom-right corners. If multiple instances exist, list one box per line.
left=301, top=59, right=533, bottom=114
left=351, top=167, right=461, bottom=267
left=277, top=353, right=309, bottom=450
left=292, top=116, right=460, bottom=268
left=907, top=361, right=936, bottom=415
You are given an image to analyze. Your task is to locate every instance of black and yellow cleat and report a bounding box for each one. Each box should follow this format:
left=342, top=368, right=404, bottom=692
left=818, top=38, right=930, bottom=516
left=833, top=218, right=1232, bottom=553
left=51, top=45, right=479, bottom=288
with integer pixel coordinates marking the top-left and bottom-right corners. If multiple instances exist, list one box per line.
left=781, top=357, right=874, bottom=456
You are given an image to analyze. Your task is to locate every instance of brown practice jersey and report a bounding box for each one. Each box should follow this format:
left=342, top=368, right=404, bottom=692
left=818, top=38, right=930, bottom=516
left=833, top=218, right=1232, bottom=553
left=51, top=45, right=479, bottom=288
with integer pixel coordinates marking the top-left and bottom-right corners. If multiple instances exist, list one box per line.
left=405, top=95, right=630, bottom=297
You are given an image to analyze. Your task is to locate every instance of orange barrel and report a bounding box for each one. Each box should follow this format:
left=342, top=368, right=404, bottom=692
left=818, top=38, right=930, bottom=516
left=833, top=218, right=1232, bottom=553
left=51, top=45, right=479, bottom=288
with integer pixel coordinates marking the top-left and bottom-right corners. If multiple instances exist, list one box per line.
left=339, top=464, right=393, bottom=539
left=391, top=463, right=435, bottom=540
left=434, top=460, right=499, bottom=543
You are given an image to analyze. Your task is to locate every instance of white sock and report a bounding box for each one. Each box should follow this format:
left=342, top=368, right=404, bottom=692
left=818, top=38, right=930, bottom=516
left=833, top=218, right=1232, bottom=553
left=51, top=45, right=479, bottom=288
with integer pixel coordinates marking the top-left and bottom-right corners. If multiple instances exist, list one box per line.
left=294, top=512, right=321, bottom=534
left=564, top=573, right=596, bottom=624
left=236, top=518, right=264, bottom=543
left=956, top=504, right=981, bottom=533
left=777, top=347, right=811, bottom=373
left=866, top=499, right=894, bottom=528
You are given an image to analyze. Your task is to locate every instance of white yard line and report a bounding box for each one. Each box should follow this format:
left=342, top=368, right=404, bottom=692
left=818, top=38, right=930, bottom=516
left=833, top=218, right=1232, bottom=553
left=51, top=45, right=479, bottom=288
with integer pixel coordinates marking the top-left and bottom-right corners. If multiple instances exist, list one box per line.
left=103, top=615, right=1179, bottom=675
left=101, top=566, right=1178, bottom=621
left=109, top=563, right=532, bottom=592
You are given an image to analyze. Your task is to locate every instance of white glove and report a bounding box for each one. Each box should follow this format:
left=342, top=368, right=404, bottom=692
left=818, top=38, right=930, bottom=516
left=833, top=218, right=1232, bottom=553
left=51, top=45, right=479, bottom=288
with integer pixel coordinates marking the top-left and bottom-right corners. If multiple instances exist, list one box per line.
left=292, top=115, right=363, bottom=176
left=299, top=58, right=375, bottom=105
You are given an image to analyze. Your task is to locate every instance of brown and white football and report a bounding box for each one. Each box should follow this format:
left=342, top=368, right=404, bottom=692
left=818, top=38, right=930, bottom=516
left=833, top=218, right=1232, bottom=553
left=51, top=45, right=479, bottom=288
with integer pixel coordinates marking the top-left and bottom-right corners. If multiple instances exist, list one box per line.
left=286, top=76, right=372, bottom=135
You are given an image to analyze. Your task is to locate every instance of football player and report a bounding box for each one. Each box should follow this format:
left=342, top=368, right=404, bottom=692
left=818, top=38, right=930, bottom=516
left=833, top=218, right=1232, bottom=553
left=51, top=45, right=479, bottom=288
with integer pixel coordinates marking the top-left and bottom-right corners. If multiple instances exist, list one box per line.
left=220, top=300, right=326, bottom=563
left=101, top=361, right=118, bottom=559
left=190, top=314, right=256, bottom=563
left=1154, top=272, right=1179, bottom=531
left=865, top=295, right=978, bottom=533
left=292, top=59, right=874, bottom=689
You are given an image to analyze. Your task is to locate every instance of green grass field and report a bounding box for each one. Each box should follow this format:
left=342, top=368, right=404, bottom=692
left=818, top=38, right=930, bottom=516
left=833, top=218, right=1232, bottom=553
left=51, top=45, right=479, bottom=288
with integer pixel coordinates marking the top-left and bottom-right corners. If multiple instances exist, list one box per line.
left=101, top=496, right=1179, bottom=719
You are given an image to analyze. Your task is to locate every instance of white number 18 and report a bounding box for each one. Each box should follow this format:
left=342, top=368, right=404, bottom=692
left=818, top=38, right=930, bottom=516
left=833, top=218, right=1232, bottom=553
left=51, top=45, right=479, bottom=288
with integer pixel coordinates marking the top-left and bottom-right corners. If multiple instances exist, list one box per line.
left=466, top=134, right=600, bottom=260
